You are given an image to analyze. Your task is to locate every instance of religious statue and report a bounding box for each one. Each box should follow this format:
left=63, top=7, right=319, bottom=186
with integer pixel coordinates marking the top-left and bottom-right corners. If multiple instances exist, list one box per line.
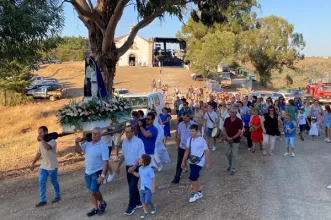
left=83, top=56, right=109, bottom=102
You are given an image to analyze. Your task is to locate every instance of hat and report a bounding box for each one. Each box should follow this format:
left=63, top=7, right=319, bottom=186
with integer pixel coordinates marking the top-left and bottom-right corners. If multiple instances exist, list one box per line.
left=311, top=116, right=317, bottom=120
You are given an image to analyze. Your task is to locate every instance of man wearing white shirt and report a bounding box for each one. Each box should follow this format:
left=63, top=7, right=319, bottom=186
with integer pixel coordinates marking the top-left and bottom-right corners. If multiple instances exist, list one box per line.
left=204, top=104, right=218, bottom=151
left=116, top=125, right=146, bottom=216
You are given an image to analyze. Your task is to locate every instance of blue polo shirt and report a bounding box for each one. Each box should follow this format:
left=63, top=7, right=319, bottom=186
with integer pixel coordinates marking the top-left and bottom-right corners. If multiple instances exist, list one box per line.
left=138, top=125, right=158, bottom=155
left=80, top=140, right=109, bottom=175
left=178, top=108, right=193, bottom=117
left=139, top=165, right=155, bottom=190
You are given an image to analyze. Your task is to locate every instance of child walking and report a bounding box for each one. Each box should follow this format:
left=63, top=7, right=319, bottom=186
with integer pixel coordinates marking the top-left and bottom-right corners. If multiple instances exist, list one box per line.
left=283, top=114, right=296, bottom=157
left=297, top=107, right=309, bottom=141
left=181, top=124, right=210, bottom=203
left=309, top=117, right=319, bottom=141
left=131, top=154, right=156, bottom=219
left=323, top=105, right=331, bottom=143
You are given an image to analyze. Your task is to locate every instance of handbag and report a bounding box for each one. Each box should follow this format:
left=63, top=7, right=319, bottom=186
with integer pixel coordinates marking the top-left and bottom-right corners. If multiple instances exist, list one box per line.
left=187, top=138, right=205, bottom=165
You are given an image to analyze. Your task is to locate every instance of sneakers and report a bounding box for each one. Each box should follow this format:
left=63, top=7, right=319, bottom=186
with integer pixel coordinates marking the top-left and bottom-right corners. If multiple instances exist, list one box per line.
left=51, top=197, right=61, bottom=204
left=124, top=209, right=135, bottom=216
left=189, top=193, right=200, bottom=203
left=284, top=152, right=290, bottom=156
left=107, top=173, right=115, bottom=183
left=140, top=212, right=149, bottom=219
left=135, top=204, right=143, bottom=209
left=87, top=208, right=99, bottom=217
left=35, top=201, right=47, bottom=207
left=291, top=152, right=295, bottom=157
left=98, top=201, right=107, bottom=215
left=212, top=146, right=216, bottom=151
left=113, top=156, right=120, bottom=162
left=151, top=205, right=157, bottom=214
left=230, top=170, right=237, bottom=175
left=269, top=152, right=275, bottom=156
left=157, top=164, right=163, bottom=172
left=196, top=192, right=203, bottom=199
left=247, top=148, right=251, bottom=151
left=226, top=166, right=231, bottom=172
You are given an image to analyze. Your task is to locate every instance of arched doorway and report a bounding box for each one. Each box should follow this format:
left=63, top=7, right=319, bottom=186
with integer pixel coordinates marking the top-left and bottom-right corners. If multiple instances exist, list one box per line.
left=129, top=54, right=136, bottom=66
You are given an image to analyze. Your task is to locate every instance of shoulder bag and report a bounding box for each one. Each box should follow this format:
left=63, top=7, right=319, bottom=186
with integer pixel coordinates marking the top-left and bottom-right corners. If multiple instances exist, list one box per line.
left=188, top=138, right=205, bottom=165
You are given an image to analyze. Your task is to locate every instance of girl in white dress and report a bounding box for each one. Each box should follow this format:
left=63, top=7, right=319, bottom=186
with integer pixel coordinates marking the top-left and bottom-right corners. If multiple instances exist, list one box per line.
left=309, top=117, right=319, bottom=141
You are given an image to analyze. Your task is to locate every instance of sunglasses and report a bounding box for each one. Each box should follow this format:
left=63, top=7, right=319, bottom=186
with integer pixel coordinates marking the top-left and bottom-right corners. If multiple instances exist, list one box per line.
left=146, top=118, right=153, bottom=121
left=92, top=132, right=100, bottom=136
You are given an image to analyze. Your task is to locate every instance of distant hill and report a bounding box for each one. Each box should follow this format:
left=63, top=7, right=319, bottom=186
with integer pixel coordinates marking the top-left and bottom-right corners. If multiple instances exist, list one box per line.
left=243, top=57, right=331, bottom=89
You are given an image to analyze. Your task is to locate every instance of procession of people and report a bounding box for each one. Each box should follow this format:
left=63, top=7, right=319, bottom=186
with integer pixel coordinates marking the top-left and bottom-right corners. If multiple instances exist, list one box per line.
left=30, top=84, right=330, bottom=218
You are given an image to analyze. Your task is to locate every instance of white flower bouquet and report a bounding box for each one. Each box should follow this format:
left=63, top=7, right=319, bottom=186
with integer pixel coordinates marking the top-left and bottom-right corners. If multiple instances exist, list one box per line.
left=57, top=97, right=131, bottom=132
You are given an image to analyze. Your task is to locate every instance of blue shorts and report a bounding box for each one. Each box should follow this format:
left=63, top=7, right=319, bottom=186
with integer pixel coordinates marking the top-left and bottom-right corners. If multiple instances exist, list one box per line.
left=189, top=164, right=202, bottom=181
left=140, top=189, right=152, bottom=204
left=299, top=125, right=306, bottom=132
left=84, top=170, right=102, bottom=192
left=324, top=122, right=331, bottom=128
left=206, top=128, right=213, bottom=137
left=285, top=136, right=295, bottom=148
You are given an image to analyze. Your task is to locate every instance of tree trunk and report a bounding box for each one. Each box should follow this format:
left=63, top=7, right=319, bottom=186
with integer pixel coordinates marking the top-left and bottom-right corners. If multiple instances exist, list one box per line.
left=259, top=73, right=268, bottom=88
left=87, top=22, right=118, bottom=95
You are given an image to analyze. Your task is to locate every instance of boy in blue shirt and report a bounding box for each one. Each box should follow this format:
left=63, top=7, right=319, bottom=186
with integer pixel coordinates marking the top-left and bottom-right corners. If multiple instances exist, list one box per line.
left=283, top=114, right=296, bottom=157
left=131, top=154, right=156, bottom=218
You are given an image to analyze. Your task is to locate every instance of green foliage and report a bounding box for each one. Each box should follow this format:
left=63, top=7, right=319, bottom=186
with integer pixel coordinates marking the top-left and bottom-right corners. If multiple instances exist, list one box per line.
left=240, top=15, right=305, bottom=87
left=190, top=30, right=237, bottom=74
left=0, top=0, right=64, bottom=105
left=0, top=61, right=32, bottom=106
left=178, top=1, right=257, bottom=75
left=45, top=36, right=89, bottom=61
left=192, top=0, right=259, bottom=28
left=0, top=0, right=64, bottom=64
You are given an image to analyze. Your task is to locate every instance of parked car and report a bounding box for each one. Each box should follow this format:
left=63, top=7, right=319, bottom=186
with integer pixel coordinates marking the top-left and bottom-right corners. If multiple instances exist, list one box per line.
left=250, top=75, right=257, bottom=81
left=27, top=82, right=63, bottom=91
left=204, top=79, right=220, bottom=88
left=192, top=73, right=204, bottom=81
left=220, top=77, right=232, bottom=88
left=121, top=92, right=165, bottom=116
left=247, top=92, right=272, bottom=99
left=50, top=59, right=62, bottom=64
left=271, top=92, right=295, bottom=102
left=114, top=88, right=130, bottom=96
left=30, top=76, right=58, bottom=85
left=27, top=86, right=65, bottom=101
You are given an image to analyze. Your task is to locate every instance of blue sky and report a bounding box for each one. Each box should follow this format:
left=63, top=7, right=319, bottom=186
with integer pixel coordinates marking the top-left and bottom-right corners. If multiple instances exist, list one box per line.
left=62, top=0, right=331, bottom=56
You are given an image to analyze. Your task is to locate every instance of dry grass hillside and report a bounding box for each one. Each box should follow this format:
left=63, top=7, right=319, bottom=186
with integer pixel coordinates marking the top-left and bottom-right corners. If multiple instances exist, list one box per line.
left=243, top=57, right=331, bottom=89
left=0, top=62, right=199, bottom=179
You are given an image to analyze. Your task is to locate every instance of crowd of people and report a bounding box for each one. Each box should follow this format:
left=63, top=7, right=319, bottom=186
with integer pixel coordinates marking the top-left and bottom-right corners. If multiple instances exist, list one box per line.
left=30, top=89, right=330, bottom=219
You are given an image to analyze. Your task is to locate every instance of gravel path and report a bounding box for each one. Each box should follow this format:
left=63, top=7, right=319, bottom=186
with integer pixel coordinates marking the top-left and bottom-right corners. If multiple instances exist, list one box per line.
left=1, top=132, right=331, bottom=220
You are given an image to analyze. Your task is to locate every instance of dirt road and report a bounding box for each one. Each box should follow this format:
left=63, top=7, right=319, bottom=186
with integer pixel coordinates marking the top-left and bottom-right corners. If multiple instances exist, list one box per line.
left=1, top=127, right=331, bottom=220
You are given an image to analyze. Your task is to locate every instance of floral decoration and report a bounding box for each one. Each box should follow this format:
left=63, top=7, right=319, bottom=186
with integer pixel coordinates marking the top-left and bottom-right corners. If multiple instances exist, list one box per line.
left=56, top=96, right=131, bottom=129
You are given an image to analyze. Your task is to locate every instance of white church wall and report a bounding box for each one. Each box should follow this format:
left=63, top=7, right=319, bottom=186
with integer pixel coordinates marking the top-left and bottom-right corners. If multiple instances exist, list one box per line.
left=116, top=36, right=150, bottom=67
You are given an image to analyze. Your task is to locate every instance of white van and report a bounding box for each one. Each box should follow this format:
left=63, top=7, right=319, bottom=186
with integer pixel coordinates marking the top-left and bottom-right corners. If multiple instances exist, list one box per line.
left=121, top=92, right=165, bottom=117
